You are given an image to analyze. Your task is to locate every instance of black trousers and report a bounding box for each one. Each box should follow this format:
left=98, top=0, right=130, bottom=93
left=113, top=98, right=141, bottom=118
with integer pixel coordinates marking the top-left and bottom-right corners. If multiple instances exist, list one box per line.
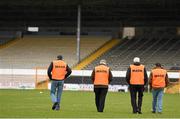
left=129, top=85, right=144, bottom=113
left=94, top=87, right=108, bottom=112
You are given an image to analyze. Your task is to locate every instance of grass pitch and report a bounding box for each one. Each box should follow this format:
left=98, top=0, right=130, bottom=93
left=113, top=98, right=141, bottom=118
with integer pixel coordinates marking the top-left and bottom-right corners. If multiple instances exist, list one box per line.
left=0, top=89, right=180, bottom=118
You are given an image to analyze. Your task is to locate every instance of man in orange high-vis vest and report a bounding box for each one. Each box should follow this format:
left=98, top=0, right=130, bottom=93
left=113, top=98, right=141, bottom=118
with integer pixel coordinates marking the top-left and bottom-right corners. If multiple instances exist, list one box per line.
left=126, top=57, right=148, bottom=114
left=91, top=59, right=113, bottom=112
left=47, top=55, right=71, bottom=110
left=149, top=63, right=168, bottom=114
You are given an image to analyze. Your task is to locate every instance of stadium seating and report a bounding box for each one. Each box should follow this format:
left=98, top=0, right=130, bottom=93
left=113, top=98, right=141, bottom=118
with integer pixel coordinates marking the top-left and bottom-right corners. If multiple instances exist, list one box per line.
left=84, top=35, right=180, bottom=71
left=0, top=31, right=19, bottom=46
left=0, top=35, right=110, bottom=69
left=0, top=37, right=14, bottom=45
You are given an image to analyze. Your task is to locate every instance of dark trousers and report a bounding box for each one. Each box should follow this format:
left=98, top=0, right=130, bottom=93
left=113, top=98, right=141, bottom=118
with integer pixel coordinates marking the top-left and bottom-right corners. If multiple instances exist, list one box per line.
left=94, top=88, right=108, bottom=112
left=129, top=85, right=144, bottom=113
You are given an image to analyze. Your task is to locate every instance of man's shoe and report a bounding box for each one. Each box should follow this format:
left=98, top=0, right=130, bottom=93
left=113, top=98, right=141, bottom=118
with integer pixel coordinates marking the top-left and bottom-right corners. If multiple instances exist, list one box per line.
left=138, top=111, right=142, bottom=114
left=52, top=102, right=58, bottom=110
left=55, top=104, right=60, bottom=111
left=98, top=109, right=103, bottom=112
left=158, top=112, right=162, bottom=114
left=152, top=111, right=156, bottom=113
left=98, top=111, right=103, bottom=113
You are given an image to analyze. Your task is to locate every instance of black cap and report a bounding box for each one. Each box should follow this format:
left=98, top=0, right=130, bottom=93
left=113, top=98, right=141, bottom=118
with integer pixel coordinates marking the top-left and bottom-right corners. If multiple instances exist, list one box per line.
left=57, top=55, right=63, bottom=60
left=155, top=63, right=161, bottom=67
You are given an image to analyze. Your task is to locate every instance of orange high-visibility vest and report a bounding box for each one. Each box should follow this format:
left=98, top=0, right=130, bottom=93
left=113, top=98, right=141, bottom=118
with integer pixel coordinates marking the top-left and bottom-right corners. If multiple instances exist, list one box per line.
left=151, top=68, right=167, bottom=88
left=52, top=60, right=67, bottom=80
left=130, top=64, right=145, bottom=85
left=94, top=65, right=109, bottom=86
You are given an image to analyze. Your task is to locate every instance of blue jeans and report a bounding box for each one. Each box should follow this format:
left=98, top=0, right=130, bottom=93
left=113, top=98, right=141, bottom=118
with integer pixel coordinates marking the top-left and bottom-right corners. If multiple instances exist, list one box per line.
left=152, top=88, right=164, bottom=112
left=50, top=80, right=64, bottom=104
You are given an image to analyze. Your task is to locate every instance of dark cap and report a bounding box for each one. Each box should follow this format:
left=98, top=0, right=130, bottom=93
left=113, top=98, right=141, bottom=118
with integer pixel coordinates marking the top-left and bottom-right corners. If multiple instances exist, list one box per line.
left=155, top=63, right=161, bottom=67
left=57, top=55, right=63, bottom=60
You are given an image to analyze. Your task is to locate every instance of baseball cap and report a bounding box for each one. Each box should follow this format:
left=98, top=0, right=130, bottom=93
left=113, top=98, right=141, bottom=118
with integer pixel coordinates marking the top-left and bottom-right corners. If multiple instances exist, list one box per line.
left=100, top=59, right=107, bottom=65
left=133, top=57, right=140, bottom=63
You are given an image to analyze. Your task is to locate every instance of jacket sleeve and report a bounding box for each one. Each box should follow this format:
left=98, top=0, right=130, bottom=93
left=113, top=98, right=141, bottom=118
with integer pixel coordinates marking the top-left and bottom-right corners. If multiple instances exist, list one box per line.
left=149, top=72, right=153, bottom=89
left=144, top=68, right=148, bottom=85
left=65, top=65, right=72, bottom=78
left=165, top=73, right=169, bottom=87
left=108, top=69, right=113, bottom=84
left=126, top=67, right=131, bottom=85
left=47, top=62, right=53, bottom=80
left=91, top=69, right=95, bottom=83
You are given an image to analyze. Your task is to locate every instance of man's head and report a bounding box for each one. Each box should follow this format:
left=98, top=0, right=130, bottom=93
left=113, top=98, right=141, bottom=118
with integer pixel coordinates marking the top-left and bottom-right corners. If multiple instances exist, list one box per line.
left=155, top=63, right=161, bottom=67
left=133, top=57, right=140, bottom=63
left=100, top=59, right=107, bottom=65
left=57, top=55, right=63, bottom=60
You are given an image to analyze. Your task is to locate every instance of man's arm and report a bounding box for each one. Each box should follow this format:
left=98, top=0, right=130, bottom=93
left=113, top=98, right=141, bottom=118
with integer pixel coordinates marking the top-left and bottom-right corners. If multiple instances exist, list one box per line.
left=91, top=69, right=95, bottom=83
left=47, top=62, right=53, bottom=80
left=108, top=69, right=113, bottom=84
left=126, top=67, right=131, bottom=85
left=65, top=65, right=72, bottom=78
left=165, top=73, right=169, bottom=87
left=149, top=72, right=153, bottom=90
left=144, top=68, right=148, bottom=85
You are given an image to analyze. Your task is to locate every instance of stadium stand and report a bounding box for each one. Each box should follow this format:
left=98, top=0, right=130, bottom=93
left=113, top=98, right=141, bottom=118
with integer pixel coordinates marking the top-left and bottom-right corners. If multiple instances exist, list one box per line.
left=73, top=39, right=120, bottom=69
left=0, top=31, right=19, bottom=46
left=0, top=35, right=111, bottom=69
left=0, top=37, right=14, bottom=46
left=84, top=35, right=180, bottom=71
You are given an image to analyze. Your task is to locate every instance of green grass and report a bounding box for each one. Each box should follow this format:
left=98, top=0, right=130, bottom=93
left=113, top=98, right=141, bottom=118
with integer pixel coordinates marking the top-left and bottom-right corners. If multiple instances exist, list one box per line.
left=0, top=89, right=180, bottom=118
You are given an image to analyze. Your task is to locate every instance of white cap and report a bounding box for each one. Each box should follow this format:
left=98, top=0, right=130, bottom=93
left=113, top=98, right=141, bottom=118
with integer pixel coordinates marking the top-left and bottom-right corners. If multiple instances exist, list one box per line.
left=100, top=59, right=107, bottom=65
left=133, top=57, right=140, bottom=63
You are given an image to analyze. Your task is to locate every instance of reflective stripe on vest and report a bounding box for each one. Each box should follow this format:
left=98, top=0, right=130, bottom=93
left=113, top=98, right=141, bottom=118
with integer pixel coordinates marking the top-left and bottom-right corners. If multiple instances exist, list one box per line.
left=52, top=60, right=67, bottom=80
left=94, top=65, right=109, bottom=86
left=152, top=68, right=166, bottom=88
left=130, top=64, right=145, bottom=85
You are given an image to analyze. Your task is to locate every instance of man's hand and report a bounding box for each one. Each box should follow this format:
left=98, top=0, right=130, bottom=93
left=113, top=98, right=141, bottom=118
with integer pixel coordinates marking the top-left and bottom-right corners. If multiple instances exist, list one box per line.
left=149, top=86, right=152, bottom=92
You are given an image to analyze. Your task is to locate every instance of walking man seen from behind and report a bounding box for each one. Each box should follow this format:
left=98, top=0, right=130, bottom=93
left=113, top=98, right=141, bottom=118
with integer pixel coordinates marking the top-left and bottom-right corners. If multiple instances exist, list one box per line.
left=126, top=57, right=148, bottom=114
left=149, top=63, right=169, bottom=114
left=91, top=59, right=113, bottom=112
left=47, top=55, right=72, bottom=110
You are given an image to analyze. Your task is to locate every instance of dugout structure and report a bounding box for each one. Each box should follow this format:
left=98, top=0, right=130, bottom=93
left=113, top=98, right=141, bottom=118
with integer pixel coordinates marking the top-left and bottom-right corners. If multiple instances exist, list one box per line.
left=165, top=70, right=180, bottom=94
left=35, top=67, right=49, bottom=89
